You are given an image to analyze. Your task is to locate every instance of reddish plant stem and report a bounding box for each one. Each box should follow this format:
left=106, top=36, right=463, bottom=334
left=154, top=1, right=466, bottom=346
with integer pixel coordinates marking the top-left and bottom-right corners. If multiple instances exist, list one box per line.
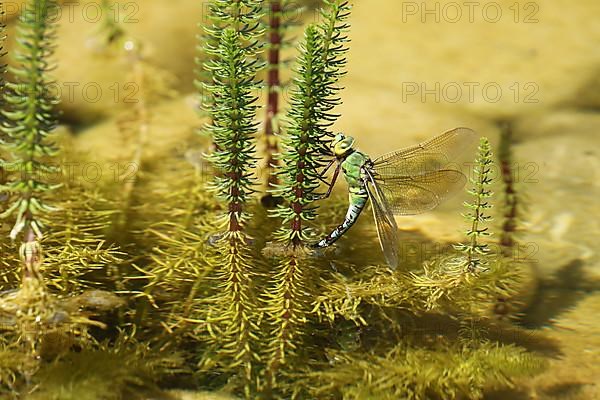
left=290, top=144, right=308, bottom=247
left=264, top=0, right=282, bottom=189
left=498, top=121, right=518, bottom=253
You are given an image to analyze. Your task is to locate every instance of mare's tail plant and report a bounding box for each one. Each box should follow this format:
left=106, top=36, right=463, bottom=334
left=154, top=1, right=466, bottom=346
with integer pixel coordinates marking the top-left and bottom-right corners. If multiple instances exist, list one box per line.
left=454, top=137, right=494, bottom=272
left=201, top=27, right=263, bottom=396
left=265, top=0, right=351, bottom=386
left=111, top=34, right=177, bottom=239
left=0, top=4, right=6, bottom=199
left=497, top=121, right=522, bottom=255
left=98, top=0, right=125, bottom=45
left=196, top=0, right=264, bottom=146
left=260, top=0, right=302, bottom=204
left=0, top=0, right=59, bottom=361
left=1, top=0, right=59, bottom=255
left=272, top=0, right=350, bottom=248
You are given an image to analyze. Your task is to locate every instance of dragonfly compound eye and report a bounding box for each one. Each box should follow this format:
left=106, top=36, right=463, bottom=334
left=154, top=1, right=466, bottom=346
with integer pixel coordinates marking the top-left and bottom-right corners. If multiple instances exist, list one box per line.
left=333, top=136, right=355, bottom=156
left=333, top=133, right=345, bottom=146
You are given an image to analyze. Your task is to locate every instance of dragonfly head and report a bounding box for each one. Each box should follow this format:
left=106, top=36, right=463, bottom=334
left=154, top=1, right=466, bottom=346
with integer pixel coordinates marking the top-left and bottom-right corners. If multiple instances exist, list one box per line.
left=332, top=133, right=355, bottom=158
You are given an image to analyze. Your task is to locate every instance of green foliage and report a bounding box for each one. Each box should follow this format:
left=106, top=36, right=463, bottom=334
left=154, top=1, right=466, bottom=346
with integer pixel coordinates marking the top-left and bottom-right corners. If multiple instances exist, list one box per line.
left=97, top=0, right=125, bottom=45
left=260, top=0, right=303, bottom=195
left=319, top=0, right=351, bottom=86
left=270, top=25, right=329, bottom=245
left=204, top=28, right=261, bottom=238
left=0, top=2, right=549, bottom=400
left=196, top=0, right=265, bottom=126
left=26, top=332, right=184, bottom=400
left=0, top=5, right=5, bottom=93
left=113, top=49, right=177, bottom=237
left=0, top=0, right=60, bottom=241
left=0, top=1, right=7, bottom=203
left=313, top=255, right=521, bottom=325
left=201, top=240, right=262, bottom=392
left=200, top=27, right=264, bottom=396
left=300, top=341, right=545, bottom=400
left=271, top=0, right=351, bottom=246
left=263, top=1, right=351, bottom=387
left=263, top=253, right=314, bottom=386
left=0, top=339, right=33, bottom=397
left=203, top=0, right=264, bottom=53
left=0, top=169, right=125, bottom=294
left=454, top=137, right=494, bottom=272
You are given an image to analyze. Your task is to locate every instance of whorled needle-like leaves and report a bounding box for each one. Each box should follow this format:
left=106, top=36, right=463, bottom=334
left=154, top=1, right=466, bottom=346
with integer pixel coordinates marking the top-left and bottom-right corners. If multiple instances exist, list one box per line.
left=263, top=0, right=352, bottom=390
left=260, top=0, right=303, bottom=197
left=203, top=27, right=261, bottom=238
left=300, top=341, right=545, bottom=400
left=196, top=0, right=264, bottom=130
left=271, top=0, right=351, bottom=246
left=454, top=137, right=494, bottom=272
left=200, top=27, right=263, bottom=397
left=0, top=0, right=61, bottom=241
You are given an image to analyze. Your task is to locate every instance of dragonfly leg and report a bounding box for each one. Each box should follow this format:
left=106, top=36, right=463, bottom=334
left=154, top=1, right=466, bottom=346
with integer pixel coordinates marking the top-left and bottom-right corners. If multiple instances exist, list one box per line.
left=312, top=190, right=368, bottom=248
left=313, top=162, right=341, bottom=201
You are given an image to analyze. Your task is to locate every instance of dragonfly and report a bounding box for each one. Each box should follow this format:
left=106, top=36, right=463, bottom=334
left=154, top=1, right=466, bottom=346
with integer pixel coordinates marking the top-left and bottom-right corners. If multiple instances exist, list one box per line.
left=312, top=127, right=477, bottom=269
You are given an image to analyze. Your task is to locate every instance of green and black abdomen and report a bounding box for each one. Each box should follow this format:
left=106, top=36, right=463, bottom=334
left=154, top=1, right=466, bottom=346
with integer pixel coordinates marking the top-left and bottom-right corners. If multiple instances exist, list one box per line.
left=314, top=151, right=370, bottom=248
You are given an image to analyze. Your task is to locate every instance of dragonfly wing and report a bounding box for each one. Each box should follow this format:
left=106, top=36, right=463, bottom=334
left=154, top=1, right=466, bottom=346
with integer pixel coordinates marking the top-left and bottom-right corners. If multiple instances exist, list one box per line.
left=376, top=169, right=467, bottom=215
left=373, top=127, right=476, bottom=177
left=365, top=170, right=400, bottom=269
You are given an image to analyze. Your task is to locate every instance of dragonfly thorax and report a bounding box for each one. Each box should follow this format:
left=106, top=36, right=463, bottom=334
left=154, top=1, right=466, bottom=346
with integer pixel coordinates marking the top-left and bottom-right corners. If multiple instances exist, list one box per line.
left=332, top=133, right=356, bottom=158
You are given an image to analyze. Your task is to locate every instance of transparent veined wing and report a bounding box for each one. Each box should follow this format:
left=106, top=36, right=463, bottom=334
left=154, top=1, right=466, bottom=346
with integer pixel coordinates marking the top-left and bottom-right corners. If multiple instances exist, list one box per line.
left=375, top=169, right=467, bottom=215
left=373, top=127, right=476, bottom=178
left=365, top=170, right=399, bottom=269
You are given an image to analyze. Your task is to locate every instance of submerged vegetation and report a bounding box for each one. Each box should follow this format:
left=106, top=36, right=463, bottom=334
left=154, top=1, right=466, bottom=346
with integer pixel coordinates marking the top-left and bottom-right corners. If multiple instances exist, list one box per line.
left=0, top=1, right=550, bottom=399
left=454, top=137, right=494, bottom=272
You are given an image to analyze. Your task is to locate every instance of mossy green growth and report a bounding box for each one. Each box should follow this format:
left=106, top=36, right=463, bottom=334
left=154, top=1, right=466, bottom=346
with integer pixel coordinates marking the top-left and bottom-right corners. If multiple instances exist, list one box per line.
left=24, top=333, right=184, bottom=400
left=301, top=340, right=545, bottom=400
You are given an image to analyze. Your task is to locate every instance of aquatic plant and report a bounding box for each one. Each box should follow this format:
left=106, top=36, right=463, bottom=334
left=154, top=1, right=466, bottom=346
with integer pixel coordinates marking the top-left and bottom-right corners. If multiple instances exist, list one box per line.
left=0, top=3, right=6, bottom=199
left=300, top=340, right=544, bottom=400
left=199, top=26, right=264, bottom=395
left=269, top=25, right=329, bottom=246
left=196, top=0, right=264, bottom=143
left=0, top=2, right=130, bottom=395
left=264, top=0, right=351, bottom=387
left=97, top=0, right=125, bottom=45
left=0, top=0, right=125, bottom=293
left=130, top=3, right=270, bottom=392
left=203, top=27, right=261, bottom=239
left=454, top=136, right=494, bottom=272
left=271, top=0, right=350, bottom=246
left=0, top=7, right=5, bottom=99
left=497, top=121, right=523, bottom=254
left=112, top=42, right=177, bottom=238
left=0, top=0, right=61, bottom=367
left=0, top=0, right=59, bottom=246
left=0, top=1, right=550, bottom=399
left=260, top=0, right=302, bottom=202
